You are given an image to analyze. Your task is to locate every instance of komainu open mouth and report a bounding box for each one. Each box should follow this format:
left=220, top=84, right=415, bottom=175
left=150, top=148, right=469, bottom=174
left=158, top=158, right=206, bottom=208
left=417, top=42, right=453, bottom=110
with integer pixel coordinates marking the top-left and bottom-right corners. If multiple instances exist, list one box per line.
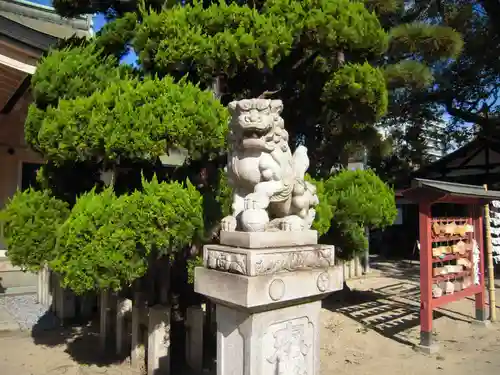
left=242, top=127, right=268, bottom=139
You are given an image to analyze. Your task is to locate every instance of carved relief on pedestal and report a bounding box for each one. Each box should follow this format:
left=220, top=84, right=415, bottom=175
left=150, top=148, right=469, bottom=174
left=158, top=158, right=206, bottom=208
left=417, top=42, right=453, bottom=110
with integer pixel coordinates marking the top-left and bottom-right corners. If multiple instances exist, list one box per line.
left=268, top=279, right=286, bottom=301
left=254, top=247, right=334, bottom=275
left=205, top=246, right=335, bottom=276
left=316, top=272, right=330, bottom=292
left=206, top=250, right=247, bottom=275
left=264, top=317, right=314, bottom=375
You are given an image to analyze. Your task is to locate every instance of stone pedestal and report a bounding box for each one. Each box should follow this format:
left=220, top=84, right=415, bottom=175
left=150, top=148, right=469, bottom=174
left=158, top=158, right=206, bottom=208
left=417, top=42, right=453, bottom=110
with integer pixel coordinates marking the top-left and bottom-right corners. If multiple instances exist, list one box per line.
left=195, top=233, right=342, bottom=375
left=215, top=299, right=321, bottom=375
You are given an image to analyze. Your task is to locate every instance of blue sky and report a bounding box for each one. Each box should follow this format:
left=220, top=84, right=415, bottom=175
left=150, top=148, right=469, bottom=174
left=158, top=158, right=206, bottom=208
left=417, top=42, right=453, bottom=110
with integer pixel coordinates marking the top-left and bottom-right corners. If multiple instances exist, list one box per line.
left=28, top=0, right=53, bottom=5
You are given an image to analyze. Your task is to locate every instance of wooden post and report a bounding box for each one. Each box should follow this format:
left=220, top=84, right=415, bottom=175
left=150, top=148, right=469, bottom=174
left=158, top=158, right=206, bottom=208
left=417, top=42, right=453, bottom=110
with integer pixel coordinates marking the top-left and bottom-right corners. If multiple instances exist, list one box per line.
left=418, top=202, right=435, bottom=352
left=364, top=227, right=370, bottom=274
left=50, top=270, right=57, bottom=312
left=116, top=298, right=132, bottom=355
left=46, top=267, right=53, bottom=309
left=37, top=266, right=43, bottom=305
left=100, top=290, right=109, bottom=351
left=130, top=291, right=142, bottom=368
left=79, top=294, right=95, bottom=319
left=349, top=258, right=355, bottom=279
left=148, top=305, right=171, bottom=375
left=38, top=265, right=51, bottom=308
left=483, top=185, right=497, bottom=322
left=473, top=205, right=487, bottom=322
left=185, top=306, right=204, bottom=372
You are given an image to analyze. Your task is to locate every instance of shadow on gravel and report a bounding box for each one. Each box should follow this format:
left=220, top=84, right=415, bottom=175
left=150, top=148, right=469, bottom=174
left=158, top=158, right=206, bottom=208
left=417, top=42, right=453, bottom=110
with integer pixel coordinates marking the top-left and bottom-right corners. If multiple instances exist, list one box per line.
left=31, top=312, right=128, bottom=367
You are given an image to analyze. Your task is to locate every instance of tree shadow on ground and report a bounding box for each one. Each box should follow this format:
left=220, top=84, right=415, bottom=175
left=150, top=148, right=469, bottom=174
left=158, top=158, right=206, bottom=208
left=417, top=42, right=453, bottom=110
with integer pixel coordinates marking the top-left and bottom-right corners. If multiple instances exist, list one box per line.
left=370, top=259, right=420, bottom=282
left=372, top=258, right=500, bottom=309
left=0, top=278, right=5, bottom=294
left=324, top=280, right=471, bottom=347
left=31, top=311, right=129, bottom=367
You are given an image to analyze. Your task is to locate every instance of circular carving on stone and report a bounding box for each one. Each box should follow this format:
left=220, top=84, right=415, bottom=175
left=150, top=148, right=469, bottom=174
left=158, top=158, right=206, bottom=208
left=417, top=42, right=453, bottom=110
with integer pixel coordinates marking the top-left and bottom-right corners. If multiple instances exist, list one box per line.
left=317, top=272, right=330, bottom=292
left=268, top=279, right=286, bottom=301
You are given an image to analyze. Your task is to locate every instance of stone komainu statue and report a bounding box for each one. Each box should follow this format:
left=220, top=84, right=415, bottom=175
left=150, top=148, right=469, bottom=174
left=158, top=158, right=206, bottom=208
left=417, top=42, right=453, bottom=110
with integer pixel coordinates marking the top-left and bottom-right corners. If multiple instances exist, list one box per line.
left=221, top=98, right=319, bottom=232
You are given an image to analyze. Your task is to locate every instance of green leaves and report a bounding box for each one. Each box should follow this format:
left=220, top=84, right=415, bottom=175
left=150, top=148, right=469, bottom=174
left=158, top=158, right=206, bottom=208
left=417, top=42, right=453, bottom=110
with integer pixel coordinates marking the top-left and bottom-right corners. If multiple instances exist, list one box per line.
left=21, top=0, right=432, bottom=290
left=1, top=176, right=204, bottom=294
left=135, top=0, right=388, bottom=80
left=322, top=62, right=388, bottom=124
left=310, top=169, right=397, bottom=259
left=0, top=189, right=69, bottom=272
left=31, top=44, right=126, bottom=111
left=28, top=75, right=229, bottom=164
left=134, top=1, right=296, bottom=79
left=50, top=176, right=204, bottom=294
left=383, top=60, right=434, bottom=89
left=325, top=169, right=396, bottom=229
left=299, top=0, right=388, bottom=56
left=390, top=23, right=464, bottom=62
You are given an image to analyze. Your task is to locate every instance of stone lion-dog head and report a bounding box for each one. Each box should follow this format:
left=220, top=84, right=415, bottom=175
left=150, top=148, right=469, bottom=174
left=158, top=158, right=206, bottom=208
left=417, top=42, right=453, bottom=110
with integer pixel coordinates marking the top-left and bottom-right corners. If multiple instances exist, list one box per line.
left=228, top=99, right=288, bottom=153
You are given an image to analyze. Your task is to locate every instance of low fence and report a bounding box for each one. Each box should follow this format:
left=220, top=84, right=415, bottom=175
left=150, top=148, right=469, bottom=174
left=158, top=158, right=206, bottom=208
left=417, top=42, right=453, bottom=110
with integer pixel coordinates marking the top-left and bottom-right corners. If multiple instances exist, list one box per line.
left=342, top=256, right=366, bottom=280
left=36, top=255, right=368, bottom=374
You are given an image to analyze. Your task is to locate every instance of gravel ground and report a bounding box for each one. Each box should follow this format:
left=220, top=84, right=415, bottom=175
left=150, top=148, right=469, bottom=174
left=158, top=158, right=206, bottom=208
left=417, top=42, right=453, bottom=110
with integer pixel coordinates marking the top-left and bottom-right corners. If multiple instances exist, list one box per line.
left=0, top=294, right=59, bottom=331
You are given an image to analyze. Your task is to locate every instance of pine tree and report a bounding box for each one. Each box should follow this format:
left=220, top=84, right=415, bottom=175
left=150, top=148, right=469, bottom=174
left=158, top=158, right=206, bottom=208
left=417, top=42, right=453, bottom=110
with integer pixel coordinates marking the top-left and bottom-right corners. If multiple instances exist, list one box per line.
left=1, top=0, right=461, bottom=301
left=374, top=1, right=500, bottom=180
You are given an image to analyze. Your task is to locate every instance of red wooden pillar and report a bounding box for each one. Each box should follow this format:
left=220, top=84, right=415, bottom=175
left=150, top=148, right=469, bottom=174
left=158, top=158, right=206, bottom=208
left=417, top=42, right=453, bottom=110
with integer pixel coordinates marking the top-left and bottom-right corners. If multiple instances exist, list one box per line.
left=473, top=205, right=487, bottom=321
left=419, top=202, right=433, bottom=347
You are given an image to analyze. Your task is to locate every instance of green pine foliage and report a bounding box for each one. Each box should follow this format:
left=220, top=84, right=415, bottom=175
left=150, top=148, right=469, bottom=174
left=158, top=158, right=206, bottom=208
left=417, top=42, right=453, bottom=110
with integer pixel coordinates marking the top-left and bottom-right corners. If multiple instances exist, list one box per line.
left=51, top=177, right=203, bottom=294
left=322, top=63, right=388, bottom=124
left=134, top=1, right=297, bottom=78
left=382, top=60, right=433, bottom=89
left=305, top=174, right=334, bottom=236
left=215, top=169, right=233, bottom=218
left=30, top=44, right=127, bottom=110
left=0, top=189, right=69, bottom=272
left=28, top=74, right=229, bottom=164
left=389, top=23, right=463, bottom=62
left=4, top=0, right=462, bottom=293
left=312, top=169, right=397, bottom=259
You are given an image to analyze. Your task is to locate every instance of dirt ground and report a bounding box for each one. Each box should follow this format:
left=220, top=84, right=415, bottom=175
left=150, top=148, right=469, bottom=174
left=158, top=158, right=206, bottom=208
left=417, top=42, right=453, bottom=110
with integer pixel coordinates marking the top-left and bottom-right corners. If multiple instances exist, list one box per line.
left=1, top=261, right=500, bottom=375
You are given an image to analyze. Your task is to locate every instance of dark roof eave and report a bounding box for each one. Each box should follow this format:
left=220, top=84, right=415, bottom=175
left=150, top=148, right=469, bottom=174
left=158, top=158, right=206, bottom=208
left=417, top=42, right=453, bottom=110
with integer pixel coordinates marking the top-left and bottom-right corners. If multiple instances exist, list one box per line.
left=0, top=14, right=58, bottom=51
left=402, top=178, right=500, bottom=204
left=0, top=0, right=91, bottom=31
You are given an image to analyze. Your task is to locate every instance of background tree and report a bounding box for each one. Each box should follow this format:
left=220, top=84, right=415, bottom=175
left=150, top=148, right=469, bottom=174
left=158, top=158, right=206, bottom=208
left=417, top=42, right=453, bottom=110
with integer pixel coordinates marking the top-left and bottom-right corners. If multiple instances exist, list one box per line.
left=4, top=0, right=463, bottom=288
left=372, top=1, right=500, bottom=184
left=49, top=0, right=464, bottom=176
left=0, top=3, right=463, bottom=361
left=424, top=0, right=500, bottom=133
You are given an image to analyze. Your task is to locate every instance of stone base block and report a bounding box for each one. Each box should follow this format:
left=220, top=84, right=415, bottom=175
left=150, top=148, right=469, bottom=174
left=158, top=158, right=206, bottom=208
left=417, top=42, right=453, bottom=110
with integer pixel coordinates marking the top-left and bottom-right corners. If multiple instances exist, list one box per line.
left=194, top=266, right=343, bottom=310
left=415, top=343, right=440, bottom=355
left=471, top=319, right=491, bottom=328
left=216, top=300, right=321, bottom=375
left=204, top=244, right=335, bottom=276
left=220, top=230, right=317, bottom=248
